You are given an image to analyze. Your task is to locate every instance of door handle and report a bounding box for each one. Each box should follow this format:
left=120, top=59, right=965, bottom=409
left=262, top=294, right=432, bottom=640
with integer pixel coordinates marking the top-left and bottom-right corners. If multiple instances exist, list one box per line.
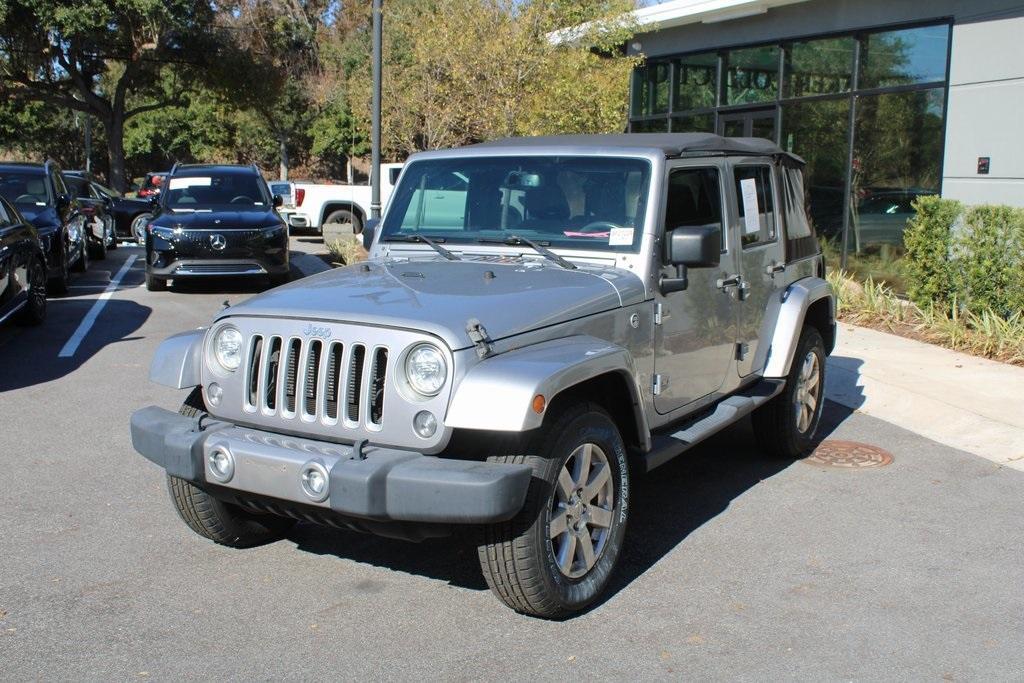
left=716, top=274, right=741, bottom=290
left=766, top=261, right=786, bottom=276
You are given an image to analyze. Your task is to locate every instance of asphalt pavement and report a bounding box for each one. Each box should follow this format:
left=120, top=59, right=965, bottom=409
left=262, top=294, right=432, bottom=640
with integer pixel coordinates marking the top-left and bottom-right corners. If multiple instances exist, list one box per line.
left=1, top=244, right=1023, bottom=681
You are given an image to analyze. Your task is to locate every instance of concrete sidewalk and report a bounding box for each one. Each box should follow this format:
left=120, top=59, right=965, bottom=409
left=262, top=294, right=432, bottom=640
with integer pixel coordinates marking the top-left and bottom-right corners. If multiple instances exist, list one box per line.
left=826, top=323, right=1024, bottom=471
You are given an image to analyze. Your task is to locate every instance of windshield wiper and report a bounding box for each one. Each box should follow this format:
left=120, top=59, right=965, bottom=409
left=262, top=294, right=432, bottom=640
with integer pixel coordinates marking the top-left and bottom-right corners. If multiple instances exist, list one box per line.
left=382, top=234, right=460, bottom=261
left=476, top=235, right=576, bottom=270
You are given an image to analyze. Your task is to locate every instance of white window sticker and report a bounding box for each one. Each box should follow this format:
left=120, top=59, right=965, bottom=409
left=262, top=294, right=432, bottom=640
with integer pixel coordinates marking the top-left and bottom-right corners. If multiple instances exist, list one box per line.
left=608, top=227, right=634, bottom=246
left=168, top=177, right=212, bottom=190
left=740, top=177, right=761, bottom=235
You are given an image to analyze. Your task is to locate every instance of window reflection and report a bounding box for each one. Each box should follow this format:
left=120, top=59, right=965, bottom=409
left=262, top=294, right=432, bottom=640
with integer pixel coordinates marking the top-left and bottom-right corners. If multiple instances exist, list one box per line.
left=670, top=113, right=714, bottom=133
left=784, top=37, right=855, bottom=97
left=850, top=88, right=944, bottom=251
left=674, top=52, right=717, bottom=110
left=723, top=46, right=779, bottom=105
left=860, top=25, right=950, bottom=89
left=782, top=98, right=850, bottom=241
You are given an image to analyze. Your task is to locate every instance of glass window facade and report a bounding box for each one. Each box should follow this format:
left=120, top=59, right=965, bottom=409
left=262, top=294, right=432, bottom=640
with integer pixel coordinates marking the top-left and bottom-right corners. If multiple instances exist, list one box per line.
left=628, top=21, right=952, bottom=275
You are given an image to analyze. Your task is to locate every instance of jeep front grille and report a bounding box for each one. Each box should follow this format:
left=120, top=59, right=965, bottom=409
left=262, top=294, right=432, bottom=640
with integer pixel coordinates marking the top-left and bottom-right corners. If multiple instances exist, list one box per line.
left=244, top=334, right=388, bottom=428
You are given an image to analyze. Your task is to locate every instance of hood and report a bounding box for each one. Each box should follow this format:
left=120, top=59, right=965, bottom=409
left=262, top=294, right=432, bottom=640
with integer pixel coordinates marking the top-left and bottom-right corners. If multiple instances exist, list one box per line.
left=151, top=209, right=279, bottom=230
left=220, top=257, right=647, bottom=350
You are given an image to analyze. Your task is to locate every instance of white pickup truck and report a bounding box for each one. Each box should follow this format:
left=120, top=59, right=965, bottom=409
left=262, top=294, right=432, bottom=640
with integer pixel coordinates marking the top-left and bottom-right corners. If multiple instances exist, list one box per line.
left=277, top=163, right=403, bottom=235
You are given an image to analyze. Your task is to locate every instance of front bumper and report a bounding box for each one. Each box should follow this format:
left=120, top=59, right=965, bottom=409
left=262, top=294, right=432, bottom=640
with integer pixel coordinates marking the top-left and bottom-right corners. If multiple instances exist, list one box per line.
left=130, top=406, right=532, bottom=524
left=148, top=258, right=289, bottom=277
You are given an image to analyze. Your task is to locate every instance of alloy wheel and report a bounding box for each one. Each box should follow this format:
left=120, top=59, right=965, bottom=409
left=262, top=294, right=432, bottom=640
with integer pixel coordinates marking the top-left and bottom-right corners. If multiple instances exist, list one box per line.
left=548, top=443, right=615, bottom=579
left=794, top=350, right=821, bottom=433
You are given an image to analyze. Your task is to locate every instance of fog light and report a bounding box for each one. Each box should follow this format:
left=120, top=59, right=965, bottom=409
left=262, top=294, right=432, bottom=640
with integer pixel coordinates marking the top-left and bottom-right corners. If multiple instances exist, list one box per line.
left=413, top=410, right=437, bottom=438
left=207, top=447, right=234, bottom=482
left=300, top=461, right=330, bottom=502
left=207, top=382, right=222, bottom=406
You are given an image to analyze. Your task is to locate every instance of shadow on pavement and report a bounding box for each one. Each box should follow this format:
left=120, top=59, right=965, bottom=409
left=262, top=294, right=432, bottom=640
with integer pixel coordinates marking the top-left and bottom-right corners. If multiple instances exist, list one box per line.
left=285, top=400, right=857, bottom=604
left=0, top=299, right=151, bottom=392
left=167, top=277, right=275, bottom=295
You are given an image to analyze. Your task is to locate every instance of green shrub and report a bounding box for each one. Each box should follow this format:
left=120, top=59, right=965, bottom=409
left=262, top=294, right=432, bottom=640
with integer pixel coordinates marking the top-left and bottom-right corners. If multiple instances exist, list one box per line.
left=903, top=195, right=962, bottom=311
left=904, top=196, right=1024, bottom=317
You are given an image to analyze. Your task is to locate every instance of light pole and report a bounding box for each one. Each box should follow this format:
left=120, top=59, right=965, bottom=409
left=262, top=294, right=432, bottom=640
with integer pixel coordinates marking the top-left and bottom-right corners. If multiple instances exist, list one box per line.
left=370, top=0, right=383, bottom=220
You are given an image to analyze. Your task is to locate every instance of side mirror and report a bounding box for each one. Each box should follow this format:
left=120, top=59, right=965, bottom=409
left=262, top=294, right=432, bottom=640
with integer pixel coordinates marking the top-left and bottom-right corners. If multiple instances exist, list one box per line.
left=148, top=195, right=161, bottom=211
left=272, top=194, right=284, bottom=209
left=362, top=218, right=379, bottom=251
left=56, top=193, right=70, bottom=210
left=660, top=224, right=721, bottom=294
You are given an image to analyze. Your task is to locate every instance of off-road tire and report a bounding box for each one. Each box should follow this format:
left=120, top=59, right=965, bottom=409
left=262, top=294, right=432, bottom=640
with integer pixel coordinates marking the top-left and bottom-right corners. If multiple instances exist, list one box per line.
left=752, top=325, right=826, bottom=459
left=17, top=257, right=47, bottom=325
left=145, top=271, right=166, bottom=291
left=166, top=388, right=295, bottom=548
left=477, top=403, right=629, bottom=619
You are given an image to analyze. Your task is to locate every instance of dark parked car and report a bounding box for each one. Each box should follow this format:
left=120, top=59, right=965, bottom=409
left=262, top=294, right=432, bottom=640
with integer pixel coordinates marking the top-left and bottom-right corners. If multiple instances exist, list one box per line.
left=66, top=171, right=153, bottom=244
left=0, top=196, right=47, bottom=326
left=0, top=161, right=87, bottom=293
left=63, top=172, right=116, bottom=259
left=144, top=164, right=289, bottom=291
left=136, top=171, right=168, bottom=199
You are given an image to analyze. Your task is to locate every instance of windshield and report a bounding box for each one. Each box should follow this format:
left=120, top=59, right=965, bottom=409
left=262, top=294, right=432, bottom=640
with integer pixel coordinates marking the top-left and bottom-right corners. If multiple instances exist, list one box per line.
left=164, top=174, right=269, bottom=211
left=380, top=156, right=651, bottom=252
left=0, top=171, right=50, bottom=208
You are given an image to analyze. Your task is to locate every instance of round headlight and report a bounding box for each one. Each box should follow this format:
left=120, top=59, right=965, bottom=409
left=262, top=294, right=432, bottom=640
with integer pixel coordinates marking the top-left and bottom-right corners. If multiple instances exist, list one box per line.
left=405, top=343, right=447, bottom=396
left=213, top=326, right=244, bottom=372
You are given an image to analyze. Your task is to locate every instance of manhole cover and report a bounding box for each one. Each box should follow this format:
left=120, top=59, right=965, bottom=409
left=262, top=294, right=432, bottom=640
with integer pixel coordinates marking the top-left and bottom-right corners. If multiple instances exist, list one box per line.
left=804, top=440, right=893, bottom=469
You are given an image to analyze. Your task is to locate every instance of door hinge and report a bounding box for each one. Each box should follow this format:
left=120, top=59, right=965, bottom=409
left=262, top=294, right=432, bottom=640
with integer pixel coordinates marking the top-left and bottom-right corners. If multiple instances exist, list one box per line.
left=654, top=303, right=664, bottom=325
left=735, top=342, right=749, bottom=361
left=652, top=374, right=664, bottom=396
left=465, top=318, right=493, bottom=359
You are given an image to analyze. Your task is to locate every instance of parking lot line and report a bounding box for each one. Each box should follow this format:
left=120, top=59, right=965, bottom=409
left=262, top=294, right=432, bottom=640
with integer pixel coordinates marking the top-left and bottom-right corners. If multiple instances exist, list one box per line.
left=58, top=255, right=138, bottom=358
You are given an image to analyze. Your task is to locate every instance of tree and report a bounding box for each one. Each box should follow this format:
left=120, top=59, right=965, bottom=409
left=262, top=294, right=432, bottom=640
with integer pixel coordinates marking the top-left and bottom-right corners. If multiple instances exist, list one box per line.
left=338, top=0, right=639, bottom=159
left=0, top=0, right=218, bottom=190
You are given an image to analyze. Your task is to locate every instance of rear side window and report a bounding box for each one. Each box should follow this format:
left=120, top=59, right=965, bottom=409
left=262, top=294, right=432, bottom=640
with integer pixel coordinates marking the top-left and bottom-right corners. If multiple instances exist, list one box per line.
left=780, top=164, right=819, bottom=261
left=733, top=166, right=776, bottom=248
left=664, top=167, right=724, bottom=249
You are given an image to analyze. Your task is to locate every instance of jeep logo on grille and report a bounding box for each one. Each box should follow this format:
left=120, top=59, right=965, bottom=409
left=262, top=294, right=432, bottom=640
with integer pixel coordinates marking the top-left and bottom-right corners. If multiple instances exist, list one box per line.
left=303, top=324, right=332, bottom=339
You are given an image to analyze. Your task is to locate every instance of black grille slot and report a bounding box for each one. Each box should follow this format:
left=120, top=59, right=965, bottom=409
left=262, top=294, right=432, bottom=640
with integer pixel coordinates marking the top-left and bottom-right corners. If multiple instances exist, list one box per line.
left=346, top=345, right=366, bottom=423
left=247, top=335, right=263, bottom=406
left=284, top=338, right=301, bottom=413
left=265, top=337, right=282, bottom=410
left=304, top=340, right=322, bottom=415
left=324, top=342, right=343, bottom=420
left=369, top=347, right=388, bottom=425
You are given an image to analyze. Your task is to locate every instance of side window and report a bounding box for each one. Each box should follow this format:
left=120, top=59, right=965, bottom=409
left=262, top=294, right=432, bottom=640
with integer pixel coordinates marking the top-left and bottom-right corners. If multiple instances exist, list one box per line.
left=50, top=170, right=67, bottom=199
left=733, top=166, right=776, bottom=248
left=664, top=167, right=724, bottom=249
left=0, top=198, right=10, bottom=226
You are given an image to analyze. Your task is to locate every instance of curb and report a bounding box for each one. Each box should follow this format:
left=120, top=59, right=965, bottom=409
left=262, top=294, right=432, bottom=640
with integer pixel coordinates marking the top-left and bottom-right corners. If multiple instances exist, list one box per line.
left=825, top=324, right=1024, bottom=472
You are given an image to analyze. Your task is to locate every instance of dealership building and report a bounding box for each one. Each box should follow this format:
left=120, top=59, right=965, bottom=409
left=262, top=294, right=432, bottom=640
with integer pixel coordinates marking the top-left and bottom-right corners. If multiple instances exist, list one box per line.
left=624, top=0, right=1024, bottom=260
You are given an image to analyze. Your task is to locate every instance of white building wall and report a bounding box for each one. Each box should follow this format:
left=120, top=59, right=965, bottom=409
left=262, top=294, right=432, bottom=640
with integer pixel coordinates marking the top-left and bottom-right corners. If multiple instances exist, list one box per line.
left=941, top=15, right=1024, bottom=207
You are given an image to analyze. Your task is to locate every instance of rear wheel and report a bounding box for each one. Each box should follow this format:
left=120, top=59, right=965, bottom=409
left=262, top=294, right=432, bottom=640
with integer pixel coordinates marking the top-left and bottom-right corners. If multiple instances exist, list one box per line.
left=17, top=257, right=47, bottom=325
left=323, top=209, right=361, bottom=235
left=752, top=326, right=826, bottom=458
left=167, top=388, right=296, bottom=548
left=145, top=270, right=166, bottom=291
left=477, top=403, right=629, bottom=618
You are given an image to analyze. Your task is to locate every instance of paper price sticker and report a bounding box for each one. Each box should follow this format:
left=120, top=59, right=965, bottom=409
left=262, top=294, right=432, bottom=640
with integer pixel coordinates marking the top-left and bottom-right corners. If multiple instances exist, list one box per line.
left=740, top=178, right=761, bottom=235
left=608, top=227, right=635, bottom=246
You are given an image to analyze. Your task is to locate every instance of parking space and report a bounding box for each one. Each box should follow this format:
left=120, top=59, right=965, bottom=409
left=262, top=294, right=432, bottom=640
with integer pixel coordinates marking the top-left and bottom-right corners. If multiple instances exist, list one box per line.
left=1, top=242, right=1023, bottom=680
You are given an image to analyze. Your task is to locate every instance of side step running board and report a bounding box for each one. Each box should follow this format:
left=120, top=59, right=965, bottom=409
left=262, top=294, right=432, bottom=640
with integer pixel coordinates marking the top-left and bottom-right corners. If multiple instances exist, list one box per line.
left=642, top=379, right=784, bottom=472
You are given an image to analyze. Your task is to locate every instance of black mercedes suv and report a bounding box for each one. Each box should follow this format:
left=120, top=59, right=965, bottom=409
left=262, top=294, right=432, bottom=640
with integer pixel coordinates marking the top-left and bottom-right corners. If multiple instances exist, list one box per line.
left=144, top=164, right=289, bottom=291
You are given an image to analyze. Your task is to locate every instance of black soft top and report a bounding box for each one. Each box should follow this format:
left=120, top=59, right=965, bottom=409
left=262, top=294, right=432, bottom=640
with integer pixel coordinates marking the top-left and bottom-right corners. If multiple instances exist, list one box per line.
left=471, top=133, right=804, bottom=165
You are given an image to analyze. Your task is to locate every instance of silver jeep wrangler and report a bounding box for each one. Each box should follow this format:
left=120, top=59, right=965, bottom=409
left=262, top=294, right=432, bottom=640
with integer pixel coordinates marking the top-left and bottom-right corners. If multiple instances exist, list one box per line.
left=131, top=133, right=835, bottom=618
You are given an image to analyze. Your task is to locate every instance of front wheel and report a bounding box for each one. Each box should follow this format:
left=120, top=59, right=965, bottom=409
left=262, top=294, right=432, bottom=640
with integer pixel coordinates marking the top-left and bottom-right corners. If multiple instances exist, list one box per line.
left=167, top=388, right=296, bottom=548
left=752, top=325, right=827, bottom=458
left=478, top=403, right=629, bottom=618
